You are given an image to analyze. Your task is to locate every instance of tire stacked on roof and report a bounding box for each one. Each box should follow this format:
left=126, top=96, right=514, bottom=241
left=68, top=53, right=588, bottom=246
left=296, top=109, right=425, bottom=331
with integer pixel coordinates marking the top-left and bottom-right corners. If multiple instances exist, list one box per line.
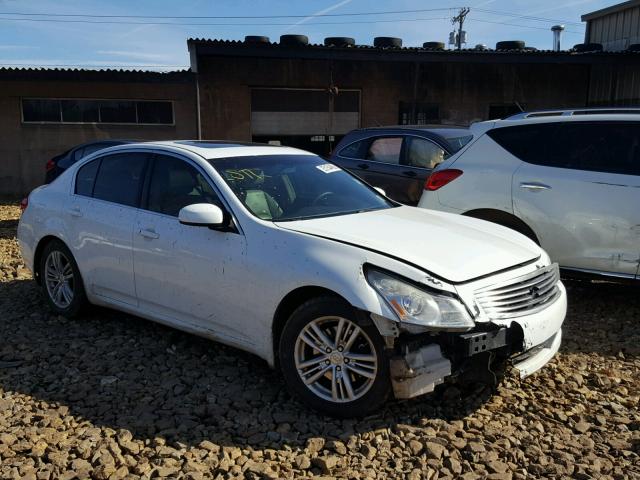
left=423, top=41, right=445, bottom=50
left=496, top=40, right=525, bottom=50
left=245, top=36, right=270, bottom=44
left=324, top=37, right=356, bottom=47
left=573, top=43, right=603, bottom=52
left=374, top=37, right=402, bottom=48
left=280, top=35, right=309, bottom=46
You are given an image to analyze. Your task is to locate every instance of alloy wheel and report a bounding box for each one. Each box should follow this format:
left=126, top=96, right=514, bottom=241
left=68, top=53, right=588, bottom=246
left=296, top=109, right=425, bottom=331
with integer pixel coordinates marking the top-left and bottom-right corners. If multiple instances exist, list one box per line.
left=44, top=250, right=75, bottom=309
left=294, top=316, right=378, bottom=403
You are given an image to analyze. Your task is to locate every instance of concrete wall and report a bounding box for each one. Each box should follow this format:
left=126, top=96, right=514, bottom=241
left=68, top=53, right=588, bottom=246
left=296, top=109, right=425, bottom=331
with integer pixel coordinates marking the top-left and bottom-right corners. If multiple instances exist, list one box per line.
left=196, top=55, right=591, bottom=139
left=0, top=71, right=197, bottom=195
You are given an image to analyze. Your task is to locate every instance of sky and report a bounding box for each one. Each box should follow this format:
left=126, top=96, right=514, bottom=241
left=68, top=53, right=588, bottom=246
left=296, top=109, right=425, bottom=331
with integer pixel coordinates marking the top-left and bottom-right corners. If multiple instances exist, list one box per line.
left=0, top=0, right=619, bottom=71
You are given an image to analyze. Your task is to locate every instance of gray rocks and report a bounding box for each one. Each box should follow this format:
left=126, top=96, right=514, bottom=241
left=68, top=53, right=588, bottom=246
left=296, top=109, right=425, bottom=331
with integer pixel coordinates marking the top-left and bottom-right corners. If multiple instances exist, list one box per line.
left=0, top=203, right=639, bottom=479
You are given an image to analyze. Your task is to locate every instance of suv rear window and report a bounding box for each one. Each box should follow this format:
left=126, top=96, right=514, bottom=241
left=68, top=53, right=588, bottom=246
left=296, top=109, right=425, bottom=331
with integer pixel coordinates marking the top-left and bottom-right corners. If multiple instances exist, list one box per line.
left=487, top=124, right=555, bottom=165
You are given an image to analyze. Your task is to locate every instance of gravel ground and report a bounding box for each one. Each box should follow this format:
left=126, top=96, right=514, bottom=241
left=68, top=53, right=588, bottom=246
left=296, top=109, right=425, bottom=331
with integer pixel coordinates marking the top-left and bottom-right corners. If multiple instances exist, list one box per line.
left=0, top=201, right=639, bottom=479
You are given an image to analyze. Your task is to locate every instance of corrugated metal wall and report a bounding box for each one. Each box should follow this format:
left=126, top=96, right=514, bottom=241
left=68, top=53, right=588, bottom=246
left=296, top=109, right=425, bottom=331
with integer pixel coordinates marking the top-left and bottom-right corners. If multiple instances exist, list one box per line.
left=589, top=64, right=640, bottom=105
left=587, top=5, right=640, bottom=50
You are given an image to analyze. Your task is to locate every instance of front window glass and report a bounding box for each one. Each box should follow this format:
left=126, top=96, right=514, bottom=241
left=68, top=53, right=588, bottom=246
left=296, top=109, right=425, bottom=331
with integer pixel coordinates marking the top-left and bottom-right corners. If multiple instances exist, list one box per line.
left=147, top=155, right=221, bottom=217
left=212, top=154, right=394, bottom=221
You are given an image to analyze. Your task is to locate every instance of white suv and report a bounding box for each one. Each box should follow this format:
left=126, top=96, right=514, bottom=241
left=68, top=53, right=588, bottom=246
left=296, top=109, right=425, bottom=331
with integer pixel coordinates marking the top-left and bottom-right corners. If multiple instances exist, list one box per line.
left=419, top=109, right=640, bottom=282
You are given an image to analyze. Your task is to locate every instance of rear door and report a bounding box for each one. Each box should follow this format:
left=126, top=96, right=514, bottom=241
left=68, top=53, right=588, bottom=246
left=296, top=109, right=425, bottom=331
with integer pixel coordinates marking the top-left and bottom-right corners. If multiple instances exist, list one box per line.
left=509, top=121, right=640, bottom=277
left=66, top=151, right=149, bottom=305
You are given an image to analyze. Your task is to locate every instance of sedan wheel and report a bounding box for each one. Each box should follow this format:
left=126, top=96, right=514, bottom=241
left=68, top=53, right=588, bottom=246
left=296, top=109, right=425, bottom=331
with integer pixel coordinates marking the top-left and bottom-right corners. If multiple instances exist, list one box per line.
left=44, top=250, right=75, bottom=309
left=279, top=296, right=390, bottom=416
left=39, top=240, right=87, bottom=317
left=294, top=316, right=378, bottom=403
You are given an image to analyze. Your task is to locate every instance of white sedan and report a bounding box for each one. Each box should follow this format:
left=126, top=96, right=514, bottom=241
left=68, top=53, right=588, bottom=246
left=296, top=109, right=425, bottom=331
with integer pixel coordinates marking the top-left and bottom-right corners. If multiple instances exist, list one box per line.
left=18, top=141, right=566, bottom=416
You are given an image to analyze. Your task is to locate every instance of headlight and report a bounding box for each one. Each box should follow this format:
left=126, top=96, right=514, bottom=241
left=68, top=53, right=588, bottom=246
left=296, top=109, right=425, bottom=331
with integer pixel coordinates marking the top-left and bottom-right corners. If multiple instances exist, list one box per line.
left=366, top=268, right=474, bottom=331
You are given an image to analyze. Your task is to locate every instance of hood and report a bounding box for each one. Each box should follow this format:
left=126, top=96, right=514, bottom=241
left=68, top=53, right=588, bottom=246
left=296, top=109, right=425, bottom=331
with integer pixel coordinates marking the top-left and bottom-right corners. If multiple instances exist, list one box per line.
left=276, top=206, right=541, bottom=283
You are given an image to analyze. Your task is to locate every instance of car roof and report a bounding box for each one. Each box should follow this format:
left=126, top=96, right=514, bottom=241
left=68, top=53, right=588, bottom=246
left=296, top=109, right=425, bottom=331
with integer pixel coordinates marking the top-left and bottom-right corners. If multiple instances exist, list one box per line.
left=353, top=125, right=468, bottom=133
left=129, top=140, right=316, bottom=160
left=483, top=108, right=640, bottom=128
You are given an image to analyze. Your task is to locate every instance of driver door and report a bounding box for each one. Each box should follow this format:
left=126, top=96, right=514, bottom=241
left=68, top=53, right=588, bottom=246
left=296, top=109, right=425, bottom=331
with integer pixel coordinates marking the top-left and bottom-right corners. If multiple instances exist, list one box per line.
left=133, top=153, right=251, bottom=347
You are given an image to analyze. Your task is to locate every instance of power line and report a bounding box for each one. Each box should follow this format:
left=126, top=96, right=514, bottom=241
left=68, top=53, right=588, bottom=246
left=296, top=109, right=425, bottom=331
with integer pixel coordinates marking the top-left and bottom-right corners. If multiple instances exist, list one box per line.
left=0, top=8, right=460, bottom=19
left=469, top=17, right=583, bottom=34
left=0, top=16, right=450, bottom=27
left=475, top=8, right=583, bottom=26
left=0, top=63, right=188, bottom=68
left=0, top=14, right=584, bottom=33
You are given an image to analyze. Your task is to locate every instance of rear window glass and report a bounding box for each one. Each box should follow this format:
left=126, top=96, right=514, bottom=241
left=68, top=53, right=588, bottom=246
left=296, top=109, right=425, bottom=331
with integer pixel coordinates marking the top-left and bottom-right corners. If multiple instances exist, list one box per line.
left=445, top=135, right=473, bottom=152
left=92, top=153, right=147, bottom=207
left=487, top=124, right=555, bottom=164
left=339, top=139, right=367, bottom=159
left=75, top=159, right=100, bottom=197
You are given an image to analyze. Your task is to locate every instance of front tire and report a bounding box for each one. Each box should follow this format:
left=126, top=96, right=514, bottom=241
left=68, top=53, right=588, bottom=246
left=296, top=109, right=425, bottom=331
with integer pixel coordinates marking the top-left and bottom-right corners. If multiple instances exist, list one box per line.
left=279, top=296, right=390, bottom=417
left=39, top=239, right=87, bottom=317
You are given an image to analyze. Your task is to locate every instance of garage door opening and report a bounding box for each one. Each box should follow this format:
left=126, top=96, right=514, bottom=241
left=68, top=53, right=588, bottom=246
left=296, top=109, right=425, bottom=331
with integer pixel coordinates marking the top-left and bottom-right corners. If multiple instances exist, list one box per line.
left=251, top=88, right=360, bottom=157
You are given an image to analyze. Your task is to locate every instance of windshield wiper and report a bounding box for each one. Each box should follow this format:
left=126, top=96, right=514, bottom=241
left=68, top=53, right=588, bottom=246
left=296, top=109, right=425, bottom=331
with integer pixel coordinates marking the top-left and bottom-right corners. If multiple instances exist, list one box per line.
left=275, top=207, right=386, bottom=222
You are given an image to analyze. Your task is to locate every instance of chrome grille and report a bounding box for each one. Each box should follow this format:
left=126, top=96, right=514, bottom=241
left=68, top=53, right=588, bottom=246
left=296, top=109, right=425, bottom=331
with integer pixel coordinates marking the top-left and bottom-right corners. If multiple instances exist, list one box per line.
left=474, top=264, right=560, bottom=319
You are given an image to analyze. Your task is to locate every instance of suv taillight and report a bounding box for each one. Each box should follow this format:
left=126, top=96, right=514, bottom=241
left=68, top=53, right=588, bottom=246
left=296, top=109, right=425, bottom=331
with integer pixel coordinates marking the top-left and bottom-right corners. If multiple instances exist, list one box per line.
left=45, top=159, right=55, bottom=171
left=20, top=197, right=28, bottom=212
left=424, top=169, right=463, bottom=191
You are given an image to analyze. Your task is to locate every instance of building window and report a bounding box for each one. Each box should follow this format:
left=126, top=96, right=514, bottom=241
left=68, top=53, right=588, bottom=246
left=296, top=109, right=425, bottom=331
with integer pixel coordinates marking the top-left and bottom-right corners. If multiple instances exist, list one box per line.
left=21, top=98, right=174, bottom=125
left=398, top=102, right=439, bottom=125
left=488, top=104, right=523, bottom=119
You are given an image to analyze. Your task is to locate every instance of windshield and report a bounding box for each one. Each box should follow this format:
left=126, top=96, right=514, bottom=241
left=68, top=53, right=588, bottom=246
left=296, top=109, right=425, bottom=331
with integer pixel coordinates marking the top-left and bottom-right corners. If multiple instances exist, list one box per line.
left=424, top=128, right=473, bottom=152
left=211, top=154, right=395, bottom=221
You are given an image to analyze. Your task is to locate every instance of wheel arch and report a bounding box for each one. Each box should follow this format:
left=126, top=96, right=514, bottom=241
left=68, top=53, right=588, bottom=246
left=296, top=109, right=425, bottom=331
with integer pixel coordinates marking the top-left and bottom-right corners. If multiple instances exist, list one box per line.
left=272, top=286, right=350, bottom=367
left=33, top=235, right=66, bottom=285
left=462, top=208, right=539, bottom=244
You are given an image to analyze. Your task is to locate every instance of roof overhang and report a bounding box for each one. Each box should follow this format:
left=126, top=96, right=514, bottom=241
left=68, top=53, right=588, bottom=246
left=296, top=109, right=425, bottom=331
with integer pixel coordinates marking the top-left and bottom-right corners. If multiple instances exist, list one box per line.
left=582, top=0, right=640, bottom=21
left=188, top=39, right=640, bottom=65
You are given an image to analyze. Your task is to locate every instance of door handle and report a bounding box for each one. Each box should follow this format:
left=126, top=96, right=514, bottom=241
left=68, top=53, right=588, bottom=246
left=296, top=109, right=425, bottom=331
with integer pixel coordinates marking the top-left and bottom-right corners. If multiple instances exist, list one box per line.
left=138, top=228, right=159, bottom=239
left=357, top=163, right=370, bottom=170
left=402, top=170, right=417, bottom=177
left=67, top=206, right=83, bottom=217
left=520, top=182, right=551, bottom=191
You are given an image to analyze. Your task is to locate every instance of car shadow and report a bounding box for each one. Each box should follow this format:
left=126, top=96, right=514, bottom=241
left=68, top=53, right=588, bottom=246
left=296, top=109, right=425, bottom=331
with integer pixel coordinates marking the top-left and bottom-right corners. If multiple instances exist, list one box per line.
left=561, top=280, right=640, bottom=356
left=0, top=278, right=500, bottom=449
left=0, top=277, right=636, bottom=452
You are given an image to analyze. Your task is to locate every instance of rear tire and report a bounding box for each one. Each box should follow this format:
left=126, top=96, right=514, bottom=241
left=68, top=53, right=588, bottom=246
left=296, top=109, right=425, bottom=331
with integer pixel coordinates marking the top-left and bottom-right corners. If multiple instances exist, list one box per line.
left=278, top=296, right=390, bottom=417
left=39, top=239, right=87, bottom=317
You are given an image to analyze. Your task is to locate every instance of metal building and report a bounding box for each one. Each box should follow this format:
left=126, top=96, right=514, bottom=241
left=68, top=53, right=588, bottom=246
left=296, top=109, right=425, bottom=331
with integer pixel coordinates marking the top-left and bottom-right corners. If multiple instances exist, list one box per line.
left=582, top=0, right=640, bottom=50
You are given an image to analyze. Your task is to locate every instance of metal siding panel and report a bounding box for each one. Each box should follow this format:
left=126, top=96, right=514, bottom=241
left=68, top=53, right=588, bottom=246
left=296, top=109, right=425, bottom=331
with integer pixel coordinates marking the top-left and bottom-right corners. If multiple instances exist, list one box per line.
left=251, top=112, right=359, bottom=135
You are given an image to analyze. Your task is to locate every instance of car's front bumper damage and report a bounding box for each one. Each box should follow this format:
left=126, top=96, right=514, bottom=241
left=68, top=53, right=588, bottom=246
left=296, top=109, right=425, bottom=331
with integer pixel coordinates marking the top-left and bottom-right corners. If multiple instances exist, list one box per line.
left=376, top=282, right=566, bottom=400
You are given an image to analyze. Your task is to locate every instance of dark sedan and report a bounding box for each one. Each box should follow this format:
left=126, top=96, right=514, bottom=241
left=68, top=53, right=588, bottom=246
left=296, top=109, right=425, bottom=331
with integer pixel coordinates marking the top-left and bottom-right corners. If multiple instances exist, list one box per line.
left=330, top=126, right=473, bottom=205
left=45, top=139, right=137, bottom=183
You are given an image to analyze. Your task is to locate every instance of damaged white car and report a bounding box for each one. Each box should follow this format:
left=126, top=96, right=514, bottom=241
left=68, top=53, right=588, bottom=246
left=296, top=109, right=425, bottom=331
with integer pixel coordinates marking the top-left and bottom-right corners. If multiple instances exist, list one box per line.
left=18, top=141, right=566, bottom=416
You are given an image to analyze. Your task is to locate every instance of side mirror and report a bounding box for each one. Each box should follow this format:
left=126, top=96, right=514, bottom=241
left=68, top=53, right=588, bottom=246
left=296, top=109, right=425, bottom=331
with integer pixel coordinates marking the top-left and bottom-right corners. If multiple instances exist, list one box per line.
left=179, top=203, right=224, bottom=227
left=374, top=187, right=386, bottom=196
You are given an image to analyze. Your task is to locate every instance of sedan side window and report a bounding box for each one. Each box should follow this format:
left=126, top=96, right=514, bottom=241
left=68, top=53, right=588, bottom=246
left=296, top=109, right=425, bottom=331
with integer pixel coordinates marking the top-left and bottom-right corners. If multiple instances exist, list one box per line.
left=147, top=154, right=221, bottom=217
left=75, top=158, right=100, bottom=197
left=366, top=137, right=403, bottom=164
left=405, top=137, right=446, bottom=169
left=92, top=153, right=147, bottom=207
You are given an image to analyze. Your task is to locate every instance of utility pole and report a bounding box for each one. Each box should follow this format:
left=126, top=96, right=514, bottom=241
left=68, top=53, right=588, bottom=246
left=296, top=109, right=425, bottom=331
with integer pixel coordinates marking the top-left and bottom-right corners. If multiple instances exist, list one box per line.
left=452, top=7, right=470, bottom=51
